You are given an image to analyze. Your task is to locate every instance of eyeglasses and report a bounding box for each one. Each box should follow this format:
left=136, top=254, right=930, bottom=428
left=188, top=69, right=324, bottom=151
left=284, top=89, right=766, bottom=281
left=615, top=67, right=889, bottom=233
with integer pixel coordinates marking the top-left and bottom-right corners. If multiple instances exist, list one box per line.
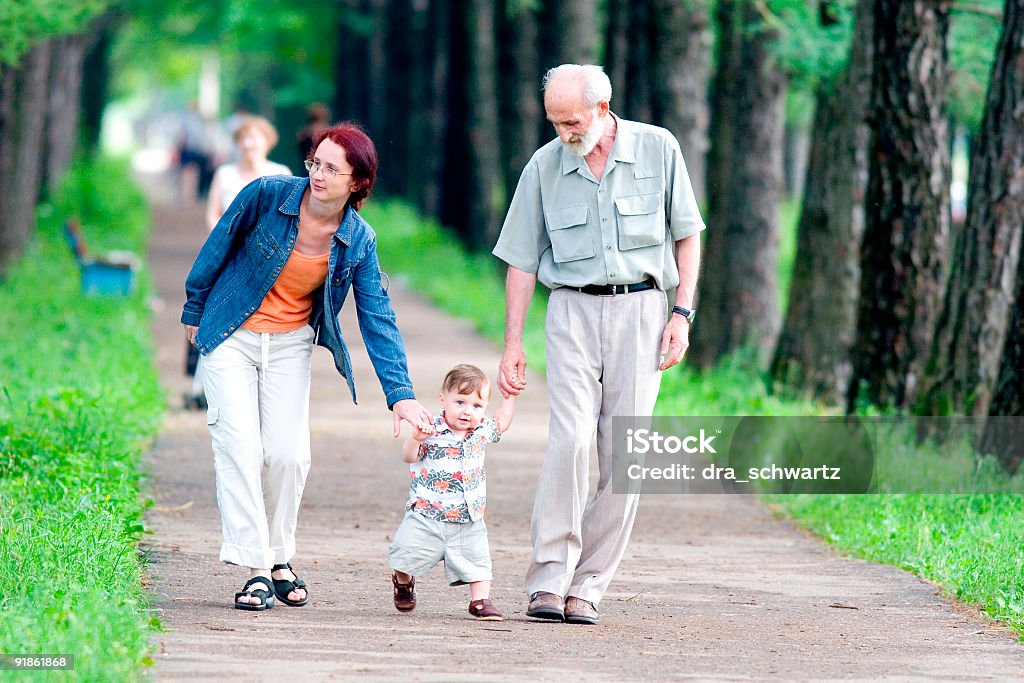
left=304, top=159, right=354, bottom=179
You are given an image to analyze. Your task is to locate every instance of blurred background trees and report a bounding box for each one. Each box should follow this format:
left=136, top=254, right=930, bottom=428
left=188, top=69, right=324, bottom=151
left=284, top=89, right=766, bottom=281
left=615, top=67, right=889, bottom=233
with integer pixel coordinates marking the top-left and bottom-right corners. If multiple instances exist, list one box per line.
left=0, top=0, right=1021, bottom=431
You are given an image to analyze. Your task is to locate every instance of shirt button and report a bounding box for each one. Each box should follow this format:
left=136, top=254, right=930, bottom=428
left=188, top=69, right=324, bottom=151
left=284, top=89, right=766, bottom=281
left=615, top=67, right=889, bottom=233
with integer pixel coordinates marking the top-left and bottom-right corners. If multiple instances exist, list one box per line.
left=610, top=272, right=616, bottom=277
left=229, top=326, right=235, bottom=331
left=222, top=332, right=229, bottom=337
left=606, top=245, right=612, bottom=251
left=249, top=307, right=255, bottom=312
left=602, top=218, right=607, bottom=223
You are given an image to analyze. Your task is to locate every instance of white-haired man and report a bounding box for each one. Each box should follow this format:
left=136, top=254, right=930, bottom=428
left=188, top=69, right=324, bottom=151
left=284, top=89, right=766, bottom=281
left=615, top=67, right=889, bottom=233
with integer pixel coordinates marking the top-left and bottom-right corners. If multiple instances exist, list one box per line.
left=493, top=64, right=704, bottom=624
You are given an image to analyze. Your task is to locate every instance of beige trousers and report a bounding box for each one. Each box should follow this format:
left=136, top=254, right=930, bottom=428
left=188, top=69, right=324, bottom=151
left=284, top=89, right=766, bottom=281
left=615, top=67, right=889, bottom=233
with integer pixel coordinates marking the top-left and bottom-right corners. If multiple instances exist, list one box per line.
left=525, top=288, right=665, bottom=606
left=202, top=325, right=315, bottom=569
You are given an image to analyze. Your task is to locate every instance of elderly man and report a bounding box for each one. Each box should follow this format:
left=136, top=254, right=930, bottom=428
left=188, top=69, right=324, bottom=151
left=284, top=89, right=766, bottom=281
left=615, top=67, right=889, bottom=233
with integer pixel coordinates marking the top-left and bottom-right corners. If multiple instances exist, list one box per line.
left=493, top=64, right=704, bottom=625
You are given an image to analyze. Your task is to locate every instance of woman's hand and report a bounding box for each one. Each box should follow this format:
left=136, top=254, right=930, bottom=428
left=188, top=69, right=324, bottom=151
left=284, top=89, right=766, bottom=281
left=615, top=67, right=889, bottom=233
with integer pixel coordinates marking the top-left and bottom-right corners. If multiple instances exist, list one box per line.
left=184, top=324, right=199, bottom=347
left=392, top=399, right=434, bottom=438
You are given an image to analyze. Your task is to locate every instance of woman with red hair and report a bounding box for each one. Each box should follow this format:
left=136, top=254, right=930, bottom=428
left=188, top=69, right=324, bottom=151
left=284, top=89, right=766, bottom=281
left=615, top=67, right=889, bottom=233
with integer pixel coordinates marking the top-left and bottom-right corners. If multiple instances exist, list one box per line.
left=181, top=123, right=433, bottom=611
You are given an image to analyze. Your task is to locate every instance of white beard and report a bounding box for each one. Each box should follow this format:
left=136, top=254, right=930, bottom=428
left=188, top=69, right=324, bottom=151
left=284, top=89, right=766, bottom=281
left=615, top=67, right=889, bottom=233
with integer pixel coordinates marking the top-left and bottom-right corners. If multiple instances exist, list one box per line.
left=563, top=114, right=606, bottom=157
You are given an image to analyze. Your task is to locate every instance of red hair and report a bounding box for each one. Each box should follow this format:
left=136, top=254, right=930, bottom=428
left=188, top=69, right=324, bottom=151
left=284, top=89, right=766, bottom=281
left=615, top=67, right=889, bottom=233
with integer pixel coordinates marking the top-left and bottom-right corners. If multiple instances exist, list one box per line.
left=309, top=122, right=378, bottom=210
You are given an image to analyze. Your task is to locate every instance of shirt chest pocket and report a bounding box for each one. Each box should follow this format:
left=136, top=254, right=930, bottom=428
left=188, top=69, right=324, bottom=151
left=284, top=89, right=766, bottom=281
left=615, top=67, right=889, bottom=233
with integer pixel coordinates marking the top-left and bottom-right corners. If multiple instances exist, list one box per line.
left=545, top=204, right=595, bottom=263
left=614, top=192, right=666, bottom=251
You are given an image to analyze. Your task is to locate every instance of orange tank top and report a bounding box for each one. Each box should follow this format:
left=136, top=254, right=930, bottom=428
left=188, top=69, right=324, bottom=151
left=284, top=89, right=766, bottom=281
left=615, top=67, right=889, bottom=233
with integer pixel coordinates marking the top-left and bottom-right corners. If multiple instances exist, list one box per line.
left=243, top=249, right=330, bottom=332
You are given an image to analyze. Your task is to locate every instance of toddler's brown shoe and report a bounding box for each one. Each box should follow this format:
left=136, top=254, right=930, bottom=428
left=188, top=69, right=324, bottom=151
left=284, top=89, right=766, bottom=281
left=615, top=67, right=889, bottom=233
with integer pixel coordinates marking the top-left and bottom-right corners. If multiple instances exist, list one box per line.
left=392, top=573, right=416, bottom=612
left=468, top=598, right=504, bottom=621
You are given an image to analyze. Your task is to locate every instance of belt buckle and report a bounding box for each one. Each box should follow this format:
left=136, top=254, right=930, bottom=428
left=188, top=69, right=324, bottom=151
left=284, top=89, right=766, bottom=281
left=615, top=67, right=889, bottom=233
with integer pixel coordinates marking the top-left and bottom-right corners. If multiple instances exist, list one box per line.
left=598, top=284, right=619, bottom=297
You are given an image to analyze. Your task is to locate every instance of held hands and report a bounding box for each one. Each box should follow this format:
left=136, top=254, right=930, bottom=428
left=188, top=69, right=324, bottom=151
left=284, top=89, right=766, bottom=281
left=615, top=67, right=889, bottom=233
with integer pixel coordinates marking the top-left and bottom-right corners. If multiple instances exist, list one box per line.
left=498, top=344, right=528, bottom=398
left=409, top=424, right=435, bottom=442
left=659, top=315, right=690, bottom=371
left=392, top=398, right=435, bottom=438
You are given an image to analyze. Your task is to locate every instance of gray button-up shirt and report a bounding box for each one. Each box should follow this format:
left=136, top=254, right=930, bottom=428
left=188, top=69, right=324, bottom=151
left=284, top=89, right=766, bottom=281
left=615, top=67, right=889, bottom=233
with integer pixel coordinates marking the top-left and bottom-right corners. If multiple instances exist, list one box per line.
left=493, top=115, right=705, bottom=290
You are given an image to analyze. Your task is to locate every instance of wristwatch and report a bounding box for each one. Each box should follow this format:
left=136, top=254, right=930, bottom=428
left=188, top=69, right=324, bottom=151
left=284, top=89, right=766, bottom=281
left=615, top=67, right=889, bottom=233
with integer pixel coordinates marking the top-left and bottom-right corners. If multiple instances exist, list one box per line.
left=672, top=305, right=696, bottom=324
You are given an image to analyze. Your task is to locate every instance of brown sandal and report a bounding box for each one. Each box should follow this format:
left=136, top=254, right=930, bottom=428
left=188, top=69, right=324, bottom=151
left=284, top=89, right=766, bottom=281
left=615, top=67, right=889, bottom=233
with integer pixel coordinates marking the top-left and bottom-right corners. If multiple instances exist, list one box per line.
left=392, top=572, right=416, bottom=612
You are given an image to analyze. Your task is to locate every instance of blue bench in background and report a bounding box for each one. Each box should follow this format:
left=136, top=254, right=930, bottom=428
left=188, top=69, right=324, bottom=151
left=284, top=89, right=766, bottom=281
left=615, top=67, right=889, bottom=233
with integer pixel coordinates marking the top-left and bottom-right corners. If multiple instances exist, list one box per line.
left=64, top=218, right=140, bottom=296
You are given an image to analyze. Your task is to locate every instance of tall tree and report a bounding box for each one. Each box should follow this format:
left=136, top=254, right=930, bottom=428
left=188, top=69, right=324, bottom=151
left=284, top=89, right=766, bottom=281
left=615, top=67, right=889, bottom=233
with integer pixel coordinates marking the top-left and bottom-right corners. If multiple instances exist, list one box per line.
left=499, top=0, right=543, bottom=207
left=978, top=1, right=1024, bottom=421
left=416, top=0, right=452, bottom=218
left=543, top=0, right=599, bottom=65
left=607, top=0, right=710, bottom=203
left=847, top=0, right=952, bottom=412
left=692, top=0, right=786, bottom=368
left=0, top=40, right=52, bottom=272
left=923, top=0, right=1024, bottom=418
left=440, top=0, right=501, bottom=250
left=333, top=0, right=380, bottom=128
left=772, top=0, right=873, bottom=403
left=603, top=0, right=630, bottom=100
left=44, top=34, right=86, bottom=191
left=650, top=0, right=710, bottom=205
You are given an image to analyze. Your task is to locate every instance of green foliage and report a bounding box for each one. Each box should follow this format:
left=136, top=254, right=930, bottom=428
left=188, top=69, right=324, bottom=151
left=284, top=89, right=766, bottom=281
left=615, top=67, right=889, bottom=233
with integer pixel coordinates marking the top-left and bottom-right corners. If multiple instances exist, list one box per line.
left=111, top=0, right=338, bottom=110
left=0, top=0, right=110, bottom=66
left=767, top=0, right=857, bottom=91
left=949, top=1, right=1004, bottom=130
left=0, top=156, right=163, bottom=679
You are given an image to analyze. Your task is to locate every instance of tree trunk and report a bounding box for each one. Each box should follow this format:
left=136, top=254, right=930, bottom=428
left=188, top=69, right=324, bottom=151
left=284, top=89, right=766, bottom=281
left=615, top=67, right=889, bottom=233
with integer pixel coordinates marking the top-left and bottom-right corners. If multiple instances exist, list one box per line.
left=0, top=62, right=16, bottom=269
left=771, top=0, right=873, bottom=403
left=702, top=0, right=741, bottom=288
left=623, top=0, right=653, bottom=124
left=650, top=0, right=710, bottom=205
left=378, top=0, right=417, bottom=195
left=603, top=0, right=630, bottom=102
left=440, top=0, right=501, bottom=250
left=924, top=0, right=1024, bottom=419
left=545, top=0, right=598, bottom=65
left=692, top=1, right=785, bottom=368
left=978, top=0, right=1024, bottom=421
left=80, top=15, right=115, bottom=154
left=499, top=0, right=542, bottom=208
left=416, top=0, right=451, bottom=218
left=0, top=40, right=52, bottom=274
left=44, top=34, right=86, bottom=191
left=847, top=0, right=952, bottom=412
left=333, top=0, right=377, bottom=127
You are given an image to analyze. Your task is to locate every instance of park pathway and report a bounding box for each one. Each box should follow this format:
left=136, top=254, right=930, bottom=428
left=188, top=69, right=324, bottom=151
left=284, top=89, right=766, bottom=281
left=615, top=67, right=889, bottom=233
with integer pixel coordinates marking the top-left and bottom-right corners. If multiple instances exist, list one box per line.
left=142, top=175, right=1023, bottom=681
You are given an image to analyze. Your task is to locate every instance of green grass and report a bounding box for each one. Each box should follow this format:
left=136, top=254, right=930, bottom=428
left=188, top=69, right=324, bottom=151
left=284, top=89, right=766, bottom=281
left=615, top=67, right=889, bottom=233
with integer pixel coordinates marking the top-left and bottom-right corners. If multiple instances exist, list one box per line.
left=364, top=195, right=1024, bottom=639
left=0, top=157, right=164, bottom=680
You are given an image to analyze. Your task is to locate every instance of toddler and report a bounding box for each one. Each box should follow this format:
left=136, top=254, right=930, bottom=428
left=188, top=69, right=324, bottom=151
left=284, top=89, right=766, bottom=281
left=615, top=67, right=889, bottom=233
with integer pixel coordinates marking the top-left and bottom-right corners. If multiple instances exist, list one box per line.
left=389, top=364, right=515, bottom=620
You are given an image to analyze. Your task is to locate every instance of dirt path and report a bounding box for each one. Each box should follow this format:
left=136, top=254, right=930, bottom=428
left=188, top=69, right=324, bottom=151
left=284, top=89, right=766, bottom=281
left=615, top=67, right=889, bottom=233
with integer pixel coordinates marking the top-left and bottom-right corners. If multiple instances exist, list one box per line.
left=143, top=178, right=1023, bottom=681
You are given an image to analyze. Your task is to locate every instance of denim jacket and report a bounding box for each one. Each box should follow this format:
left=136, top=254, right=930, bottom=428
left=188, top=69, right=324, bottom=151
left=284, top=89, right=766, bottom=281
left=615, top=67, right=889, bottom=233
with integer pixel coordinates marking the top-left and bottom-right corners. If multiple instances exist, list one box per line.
left=181, top=175, right=416, bottom=407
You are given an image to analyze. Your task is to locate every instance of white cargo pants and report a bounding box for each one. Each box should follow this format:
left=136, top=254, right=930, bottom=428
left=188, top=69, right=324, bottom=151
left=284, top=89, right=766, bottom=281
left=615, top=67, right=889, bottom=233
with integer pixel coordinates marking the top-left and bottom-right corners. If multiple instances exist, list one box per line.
left=202, top=325, right=315, bottom=569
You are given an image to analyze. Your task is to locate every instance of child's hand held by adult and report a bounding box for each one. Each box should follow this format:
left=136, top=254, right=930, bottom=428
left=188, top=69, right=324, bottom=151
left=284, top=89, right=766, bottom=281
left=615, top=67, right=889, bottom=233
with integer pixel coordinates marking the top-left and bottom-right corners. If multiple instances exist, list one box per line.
left=392, top=398, right=434, bottom=438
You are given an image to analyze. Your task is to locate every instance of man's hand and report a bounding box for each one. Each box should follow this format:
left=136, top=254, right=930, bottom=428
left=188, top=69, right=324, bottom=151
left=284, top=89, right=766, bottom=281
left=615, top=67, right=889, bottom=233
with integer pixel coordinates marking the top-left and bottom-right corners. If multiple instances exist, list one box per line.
left=659, top=315, right=690, bottom=371
left=392, top=399, right=434, bottom=438
left=498, top=344, right=528, bottom=398
left=184, top=324, right=199, bottom=347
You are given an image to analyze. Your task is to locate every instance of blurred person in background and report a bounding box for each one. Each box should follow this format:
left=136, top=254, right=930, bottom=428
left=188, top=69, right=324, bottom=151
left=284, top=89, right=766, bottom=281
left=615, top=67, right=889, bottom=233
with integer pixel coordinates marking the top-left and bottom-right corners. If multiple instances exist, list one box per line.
left=175, top=101, right=215, bottom=202
left=184, top=115, right=292, bottom=410
left=296, top=102, right=331, bottom=161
